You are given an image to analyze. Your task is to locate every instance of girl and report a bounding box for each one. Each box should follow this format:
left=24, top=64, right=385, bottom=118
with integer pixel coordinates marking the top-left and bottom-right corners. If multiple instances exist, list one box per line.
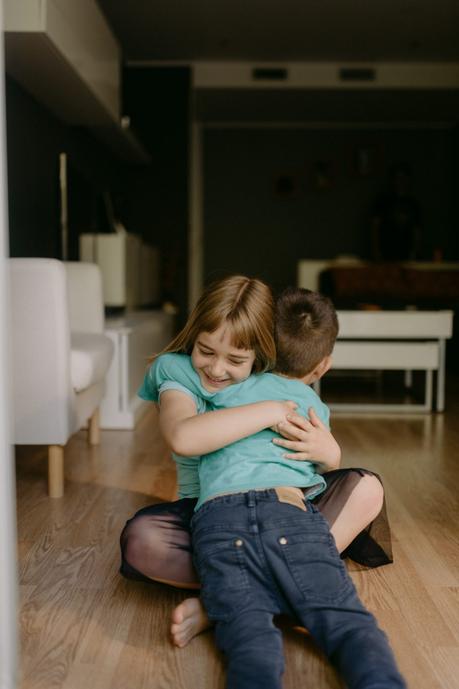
left=120, top=276, right=392, bottom=647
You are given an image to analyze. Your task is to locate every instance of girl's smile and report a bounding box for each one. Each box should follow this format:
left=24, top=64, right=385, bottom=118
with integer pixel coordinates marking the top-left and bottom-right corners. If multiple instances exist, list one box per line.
left=191, top=325, right=256, bottom=392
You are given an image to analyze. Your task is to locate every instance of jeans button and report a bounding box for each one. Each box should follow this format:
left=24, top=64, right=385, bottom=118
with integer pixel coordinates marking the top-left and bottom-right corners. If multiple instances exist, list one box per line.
left=279, top=537, right=288, bottom=545
left=235, top=539, right=243, bottom=547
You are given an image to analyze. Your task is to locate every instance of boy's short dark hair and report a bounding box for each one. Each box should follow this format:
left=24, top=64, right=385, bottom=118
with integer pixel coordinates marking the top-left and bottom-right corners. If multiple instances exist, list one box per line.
left=274, top=287, right=339, bottom=377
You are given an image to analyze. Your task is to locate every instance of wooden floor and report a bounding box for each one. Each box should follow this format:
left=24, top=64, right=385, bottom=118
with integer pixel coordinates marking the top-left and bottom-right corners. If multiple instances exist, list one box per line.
left=15, top=383, right=459, bottom=689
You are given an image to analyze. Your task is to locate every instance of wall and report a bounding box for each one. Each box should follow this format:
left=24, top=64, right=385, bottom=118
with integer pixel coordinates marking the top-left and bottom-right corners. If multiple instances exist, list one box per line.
left=203, top=127, right=456, bottom=293
left=122, top=67, right=191, bottom=321
left=5, top=76, right=126, bottom=259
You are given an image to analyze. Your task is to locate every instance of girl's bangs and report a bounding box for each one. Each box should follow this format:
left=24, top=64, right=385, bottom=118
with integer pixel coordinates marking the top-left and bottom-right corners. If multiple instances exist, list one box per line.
left=199, top=312, right=256, bottom=352
left=226, top=314, right=259, bottom=352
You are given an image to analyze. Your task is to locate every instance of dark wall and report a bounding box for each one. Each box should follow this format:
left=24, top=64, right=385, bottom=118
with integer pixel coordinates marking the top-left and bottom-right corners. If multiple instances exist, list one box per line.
left=5, top=76, right=127, bottom=260
left=122, top=67, right=191, bottom=321
left=203, top=127, right=456, bottom=293
left=454, top=126, right=459, bottom=236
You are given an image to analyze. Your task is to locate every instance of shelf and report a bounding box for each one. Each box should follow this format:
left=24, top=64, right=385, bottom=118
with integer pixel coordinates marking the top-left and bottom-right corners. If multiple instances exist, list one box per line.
left=90, top=122, right=151, bottom=165
left=4, top=0, right=151, bottom=165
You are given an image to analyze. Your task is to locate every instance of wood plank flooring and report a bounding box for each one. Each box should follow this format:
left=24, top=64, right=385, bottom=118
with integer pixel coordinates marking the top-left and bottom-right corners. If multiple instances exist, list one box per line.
left=14, top=390, right=459, bottom=689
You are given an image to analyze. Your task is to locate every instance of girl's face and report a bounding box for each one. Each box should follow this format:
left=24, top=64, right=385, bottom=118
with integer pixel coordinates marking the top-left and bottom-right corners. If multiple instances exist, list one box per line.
left=191, top=324, right=256, bottom=392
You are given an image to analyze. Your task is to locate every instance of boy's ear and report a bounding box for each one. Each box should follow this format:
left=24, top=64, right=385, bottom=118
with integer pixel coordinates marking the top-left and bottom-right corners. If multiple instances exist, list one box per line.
left=309, top=355, right=332, bottom=383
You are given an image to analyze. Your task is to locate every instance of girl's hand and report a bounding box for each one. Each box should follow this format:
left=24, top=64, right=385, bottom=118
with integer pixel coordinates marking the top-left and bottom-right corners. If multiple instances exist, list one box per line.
left=270, top=400, right=298, bottom=431
left=272, top=407, right=341, bottom=471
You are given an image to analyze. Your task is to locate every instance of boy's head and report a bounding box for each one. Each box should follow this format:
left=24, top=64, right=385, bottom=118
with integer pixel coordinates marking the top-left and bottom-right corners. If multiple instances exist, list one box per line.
left=274, top=287, right=339, bottom=382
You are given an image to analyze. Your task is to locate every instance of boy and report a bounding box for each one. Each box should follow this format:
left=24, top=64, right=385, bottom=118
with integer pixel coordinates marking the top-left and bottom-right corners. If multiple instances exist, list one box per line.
left=150, top=288, right=406, bottom=689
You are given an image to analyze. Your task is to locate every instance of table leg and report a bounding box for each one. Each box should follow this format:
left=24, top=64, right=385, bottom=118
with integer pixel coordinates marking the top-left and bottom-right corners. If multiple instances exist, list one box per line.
left=424, top=369, right=433, bottom=411
left=437, top=339, right=446, bottom=412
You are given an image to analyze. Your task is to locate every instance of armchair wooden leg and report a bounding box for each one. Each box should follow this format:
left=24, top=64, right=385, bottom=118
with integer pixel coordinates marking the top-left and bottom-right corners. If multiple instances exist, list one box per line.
left=48, top=445, right=64, bottom=498
left=88, top=408, right=100, bottom=446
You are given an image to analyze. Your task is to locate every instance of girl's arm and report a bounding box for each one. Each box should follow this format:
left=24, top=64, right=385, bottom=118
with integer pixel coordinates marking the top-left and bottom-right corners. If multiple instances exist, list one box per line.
left=159, top=389, right=297, bottom=456
left=272, top=407, right=341, bottom=473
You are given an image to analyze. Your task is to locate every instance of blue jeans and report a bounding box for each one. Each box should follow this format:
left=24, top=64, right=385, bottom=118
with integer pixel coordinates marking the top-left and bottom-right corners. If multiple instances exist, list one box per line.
left=191, top=490, right=406, bottom=689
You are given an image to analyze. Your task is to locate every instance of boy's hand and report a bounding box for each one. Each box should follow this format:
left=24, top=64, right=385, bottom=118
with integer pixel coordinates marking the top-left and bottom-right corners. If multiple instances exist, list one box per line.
left=272, top=407, right=341, bottom=471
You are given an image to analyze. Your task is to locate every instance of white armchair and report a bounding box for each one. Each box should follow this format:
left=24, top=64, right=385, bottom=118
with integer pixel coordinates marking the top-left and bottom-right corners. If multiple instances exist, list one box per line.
left=9, top=259, right=114, bottom=497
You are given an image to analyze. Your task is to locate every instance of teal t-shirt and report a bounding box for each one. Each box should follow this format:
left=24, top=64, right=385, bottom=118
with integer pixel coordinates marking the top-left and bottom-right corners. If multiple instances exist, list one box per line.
left=141, top=353, right=328, bottom=508
left=138, top=365, right=206, bottom=499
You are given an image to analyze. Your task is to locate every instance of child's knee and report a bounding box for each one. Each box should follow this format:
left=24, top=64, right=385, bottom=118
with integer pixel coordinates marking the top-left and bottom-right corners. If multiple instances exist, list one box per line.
left=122, top=516, right=162, bottom=571
left=122, top=533, right=146, bottom=572
left=354, top=474, right=384, bottom=520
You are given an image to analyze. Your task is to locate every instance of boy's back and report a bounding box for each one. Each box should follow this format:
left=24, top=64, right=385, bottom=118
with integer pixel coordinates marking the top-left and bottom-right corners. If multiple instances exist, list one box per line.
left=197, top=370, right=327, bottom=507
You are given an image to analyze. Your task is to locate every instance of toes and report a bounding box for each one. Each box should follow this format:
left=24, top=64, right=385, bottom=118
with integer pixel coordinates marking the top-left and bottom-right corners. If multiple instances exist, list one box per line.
left=171, top=607, right=184, bottom=625
left=172, top=631, right=189, bottom=648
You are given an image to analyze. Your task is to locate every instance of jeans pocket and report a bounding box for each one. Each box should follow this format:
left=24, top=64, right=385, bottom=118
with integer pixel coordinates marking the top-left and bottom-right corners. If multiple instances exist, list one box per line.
left=279, top=532, right=354, bottom=604
left=194, top=536, right=250, bottom=621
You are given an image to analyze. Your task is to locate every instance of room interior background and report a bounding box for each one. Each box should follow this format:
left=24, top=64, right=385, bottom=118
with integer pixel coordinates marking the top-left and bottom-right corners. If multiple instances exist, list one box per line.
left=6, top=67, right=459, bottom=315
left=203, top=125, right=456, bottom=292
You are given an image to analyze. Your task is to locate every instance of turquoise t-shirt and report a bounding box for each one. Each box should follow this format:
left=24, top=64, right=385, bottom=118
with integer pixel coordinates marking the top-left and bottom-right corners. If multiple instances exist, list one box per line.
left=142, top=353, right=328, bottom=509
left=138, top=367, right=205, bottom=499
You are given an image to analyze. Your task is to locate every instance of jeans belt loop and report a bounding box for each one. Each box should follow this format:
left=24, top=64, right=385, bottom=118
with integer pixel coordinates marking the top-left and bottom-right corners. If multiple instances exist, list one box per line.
left=247, top=490, right=256, bottom=508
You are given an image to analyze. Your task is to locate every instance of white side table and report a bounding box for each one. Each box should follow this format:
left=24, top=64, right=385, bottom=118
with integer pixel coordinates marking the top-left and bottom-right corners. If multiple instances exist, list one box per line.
left=100, top=310, right=174, bottom=429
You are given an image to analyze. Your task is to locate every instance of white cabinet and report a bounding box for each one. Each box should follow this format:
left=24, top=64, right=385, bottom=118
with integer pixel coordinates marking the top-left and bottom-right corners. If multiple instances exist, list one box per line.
left=80, top=233, right=160, bottom=309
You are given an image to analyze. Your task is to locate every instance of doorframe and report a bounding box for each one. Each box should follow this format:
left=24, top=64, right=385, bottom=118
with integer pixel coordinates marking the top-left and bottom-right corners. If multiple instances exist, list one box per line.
left=0, top=5, right=19, bottom=687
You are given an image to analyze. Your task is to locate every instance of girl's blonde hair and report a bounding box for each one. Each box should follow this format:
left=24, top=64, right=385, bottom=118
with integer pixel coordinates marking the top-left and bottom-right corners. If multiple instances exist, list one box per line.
left=152, top=275, right=276, bottom=372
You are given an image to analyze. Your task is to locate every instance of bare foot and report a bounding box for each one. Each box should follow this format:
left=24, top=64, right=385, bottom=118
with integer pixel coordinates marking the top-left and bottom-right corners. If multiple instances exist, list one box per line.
left=170, top=597, right=212, bottom=648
